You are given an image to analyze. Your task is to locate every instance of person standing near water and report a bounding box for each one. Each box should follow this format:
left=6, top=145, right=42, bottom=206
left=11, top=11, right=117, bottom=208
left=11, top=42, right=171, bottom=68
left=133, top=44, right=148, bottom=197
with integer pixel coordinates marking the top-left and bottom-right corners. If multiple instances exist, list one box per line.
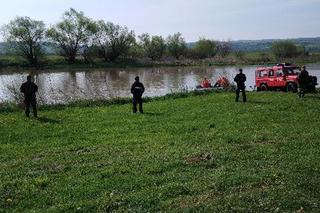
left=234, top=69, right=247, bottom=102
left=297, top=65, right=309, bottom=98
left=20, top=75, right=38, bottom=118
left=131, top=76, right=145, bottom=113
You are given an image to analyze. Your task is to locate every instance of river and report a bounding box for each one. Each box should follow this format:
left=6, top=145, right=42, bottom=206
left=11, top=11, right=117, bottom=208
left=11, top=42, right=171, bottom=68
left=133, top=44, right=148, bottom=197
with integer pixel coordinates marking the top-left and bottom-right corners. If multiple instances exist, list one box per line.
left=1, top=64, right=320, bottom=105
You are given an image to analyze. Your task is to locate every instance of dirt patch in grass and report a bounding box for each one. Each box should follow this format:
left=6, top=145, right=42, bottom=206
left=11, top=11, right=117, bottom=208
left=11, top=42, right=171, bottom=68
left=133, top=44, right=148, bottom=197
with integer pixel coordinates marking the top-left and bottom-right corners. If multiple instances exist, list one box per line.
left=184, top=152, right=214, bottom=165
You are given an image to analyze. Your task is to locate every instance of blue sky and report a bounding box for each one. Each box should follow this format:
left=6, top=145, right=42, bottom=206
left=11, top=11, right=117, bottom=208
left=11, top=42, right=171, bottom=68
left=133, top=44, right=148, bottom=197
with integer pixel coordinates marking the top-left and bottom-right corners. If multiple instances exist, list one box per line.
left=0, top=0, right=319, bottom=41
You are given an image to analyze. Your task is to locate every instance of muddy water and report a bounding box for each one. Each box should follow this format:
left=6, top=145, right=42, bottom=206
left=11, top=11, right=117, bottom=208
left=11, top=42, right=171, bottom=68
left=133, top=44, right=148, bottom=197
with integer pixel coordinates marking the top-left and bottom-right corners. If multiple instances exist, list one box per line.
left=1, top=64, right=320, bottom=105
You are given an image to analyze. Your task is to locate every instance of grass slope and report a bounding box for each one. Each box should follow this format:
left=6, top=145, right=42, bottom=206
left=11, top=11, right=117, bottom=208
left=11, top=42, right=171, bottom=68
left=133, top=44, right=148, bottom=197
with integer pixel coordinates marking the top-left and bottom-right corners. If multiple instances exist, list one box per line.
left=0, top=92, right=320, bottom=212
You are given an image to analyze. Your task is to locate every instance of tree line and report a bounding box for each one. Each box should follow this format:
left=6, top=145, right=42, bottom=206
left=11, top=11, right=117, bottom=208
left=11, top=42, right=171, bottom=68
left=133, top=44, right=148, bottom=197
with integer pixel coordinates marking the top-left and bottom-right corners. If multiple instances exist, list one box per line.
left=1, top=8, right=307, bottom=67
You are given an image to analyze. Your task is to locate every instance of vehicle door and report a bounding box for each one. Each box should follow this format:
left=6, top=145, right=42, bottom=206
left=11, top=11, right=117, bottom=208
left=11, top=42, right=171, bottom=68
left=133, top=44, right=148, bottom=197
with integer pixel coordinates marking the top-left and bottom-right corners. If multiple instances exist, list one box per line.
left=275, top=69, right=286, bottom=87
left=256, top=69, right=268, bottom=87
left=268, top=69, right=277, bottom=87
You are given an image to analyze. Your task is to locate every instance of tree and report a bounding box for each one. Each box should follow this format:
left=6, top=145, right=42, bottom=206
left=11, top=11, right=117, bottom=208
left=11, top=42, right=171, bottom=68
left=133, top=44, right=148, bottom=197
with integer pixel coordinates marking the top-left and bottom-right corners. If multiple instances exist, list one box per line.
left=46, top=8, right=97, bottom=63
left=2, top=17, right=45, bottom=66
left=272, top=40, right=298, bottom=59
left=139, top=33, right=166, bottom=60
left=193, top=38, right=218, bottom=59
left=94, top=20, right=135, bottom=62
left=166, top=33, right=187, bottom=59
left=217, top=41, right=232, bottom=57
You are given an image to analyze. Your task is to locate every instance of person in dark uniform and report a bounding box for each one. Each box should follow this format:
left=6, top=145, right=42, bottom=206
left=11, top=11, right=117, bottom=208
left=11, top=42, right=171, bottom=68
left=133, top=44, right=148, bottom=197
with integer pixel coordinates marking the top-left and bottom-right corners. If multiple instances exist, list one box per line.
left=20, top=75, right=38, bottom=118
left=234, top=69, right=247, bottom=102
left=131, top=76, right=145, bottom=113
left=297, top=65, right=309, bottom=98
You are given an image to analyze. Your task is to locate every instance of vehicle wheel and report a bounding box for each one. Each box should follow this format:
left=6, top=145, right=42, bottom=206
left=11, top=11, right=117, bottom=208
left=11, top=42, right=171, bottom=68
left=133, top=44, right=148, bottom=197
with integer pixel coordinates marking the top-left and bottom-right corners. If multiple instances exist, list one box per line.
left=257, top=86, right=261, bottom=92
left=287, top=82, right=297, bottom=93
left=260, top=84, right=268, bottom=91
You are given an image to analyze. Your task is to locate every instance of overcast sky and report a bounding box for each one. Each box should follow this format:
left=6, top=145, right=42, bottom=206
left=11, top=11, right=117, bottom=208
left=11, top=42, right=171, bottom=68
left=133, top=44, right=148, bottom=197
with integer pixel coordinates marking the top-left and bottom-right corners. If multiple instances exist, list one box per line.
left=0, top=0, right=319, bottom=41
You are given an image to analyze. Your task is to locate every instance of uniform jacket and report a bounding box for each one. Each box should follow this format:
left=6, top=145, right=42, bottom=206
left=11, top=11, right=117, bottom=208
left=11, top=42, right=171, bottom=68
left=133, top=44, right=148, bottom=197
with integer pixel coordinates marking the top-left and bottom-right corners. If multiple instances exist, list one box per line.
left=298, top=70, right=309, bottom=86
left=234, top=73, right=246, bottom=88
left=20, top=81, right=38, bottom=99
left=131, top=81, right=145, bottom=97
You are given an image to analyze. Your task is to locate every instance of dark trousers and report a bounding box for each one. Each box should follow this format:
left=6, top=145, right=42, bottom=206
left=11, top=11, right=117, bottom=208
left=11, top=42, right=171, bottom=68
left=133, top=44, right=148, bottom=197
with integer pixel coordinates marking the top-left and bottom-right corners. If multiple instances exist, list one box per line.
left=298, top=85, right=307, bottom=98
left=236, top=87, right=247, bottom=102
left=133, top=96, right=143, bottom=113
left=25, top=98, right=37, bottom=117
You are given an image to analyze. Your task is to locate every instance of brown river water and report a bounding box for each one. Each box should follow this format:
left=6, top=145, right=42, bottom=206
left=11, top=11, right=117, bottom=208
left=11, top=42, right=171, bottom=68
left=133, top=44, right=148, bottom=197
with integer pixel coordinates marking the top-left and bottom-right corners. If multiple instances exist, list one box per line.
left=1, top=64, right=320, bottom=105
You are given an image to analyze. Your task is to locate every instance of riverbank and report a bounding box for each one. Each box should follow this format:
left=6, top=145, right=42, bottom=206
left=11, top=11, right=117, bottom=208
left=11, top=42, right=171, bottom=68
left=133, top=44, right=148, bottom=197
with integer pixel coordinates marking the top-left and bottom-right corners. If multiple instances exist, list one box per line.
left=1, top=52, right=320, bottom=71
left=1, top=92, right=319, bottom=211
left=0, top=90, right=215, bottom=113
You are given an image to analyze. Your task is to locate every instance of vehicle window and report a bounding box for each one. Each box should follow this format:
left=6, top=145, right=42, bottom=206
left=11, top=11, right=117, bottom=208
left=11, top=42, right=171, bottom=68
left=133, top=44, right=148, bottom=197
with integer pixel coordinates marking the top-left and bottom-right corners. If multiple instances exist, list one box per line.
left=276, top=71, right=283, bottom=76
left=269, top=70, right=274, bottom=76
left=259, top=70, right=268, bottom=77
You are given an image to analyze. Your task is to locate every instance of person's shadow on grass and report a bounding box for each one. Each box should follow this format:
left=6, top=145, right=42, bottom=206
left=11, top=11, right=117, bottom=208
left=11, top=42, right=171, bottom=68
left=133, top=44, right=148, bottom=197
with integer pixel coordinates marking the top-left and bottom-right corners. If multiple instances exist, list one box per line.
left=37, top=117, right=62, bottom=124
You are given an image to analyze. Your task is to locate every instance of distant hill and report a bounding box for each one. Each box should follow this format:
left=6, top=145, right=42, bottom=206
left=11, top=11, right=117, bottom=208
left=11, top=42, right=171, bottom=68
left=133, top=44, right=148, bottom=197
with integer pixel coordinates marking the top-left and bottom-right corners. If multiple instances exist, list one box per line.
left=188, top=37, right=320, bottom=52
left=0, top=42, right=7, bottom=54
left=230, top=37, right=320, bottom=52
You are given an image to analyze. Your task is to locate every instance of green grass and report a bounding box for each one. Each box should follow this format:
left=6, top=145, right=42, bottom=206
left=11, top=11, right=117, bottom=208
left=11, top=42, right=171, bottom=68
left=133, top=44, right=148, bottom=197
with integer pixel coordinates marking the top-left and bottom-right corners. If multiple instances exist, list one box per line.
left=0, top=92, right=320, bottom=212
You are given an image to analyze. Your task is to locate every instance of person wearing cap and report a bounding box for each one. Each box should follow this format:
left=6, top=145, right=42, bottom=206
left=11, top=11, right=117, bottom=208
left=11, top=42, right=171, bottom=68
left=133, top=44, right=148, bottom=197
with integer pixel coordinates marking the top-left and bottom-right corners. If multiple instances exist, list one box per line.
left=20, top=75, right=38, bottom=118
left=297, top=65, right=310, bottom=98
left=234, top=69, right=247, bottom=102
left=131, top=76, right=145, bottom=113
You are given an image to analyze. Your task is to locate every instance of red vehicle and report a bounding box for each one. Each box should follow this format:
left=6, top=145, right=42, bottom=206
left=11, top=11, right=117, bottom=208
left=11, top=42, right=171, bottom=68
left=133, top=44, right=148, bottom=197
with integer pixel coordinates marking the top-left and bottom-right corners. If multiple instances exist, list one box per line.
left=255, top=63, right=317, bottom=92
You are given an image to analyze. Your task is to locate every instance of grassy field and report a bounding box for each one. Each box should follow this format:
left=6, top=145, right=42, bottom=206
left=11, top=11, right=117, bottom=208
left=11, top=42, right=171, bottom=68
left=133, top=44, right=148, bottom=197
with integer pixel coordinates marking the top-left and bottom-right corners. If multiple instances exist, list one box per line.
left=0, top=92, right=320, bottom=212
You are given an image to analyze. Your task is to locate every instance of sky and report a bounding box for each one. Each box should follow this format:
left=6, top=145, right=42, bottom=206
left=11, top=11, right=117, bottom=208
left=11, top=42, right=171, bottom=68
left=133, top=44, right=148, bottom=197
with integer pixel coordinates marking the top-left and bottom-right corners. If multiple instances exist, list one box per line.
left=0, top=0, right=319, bottom=42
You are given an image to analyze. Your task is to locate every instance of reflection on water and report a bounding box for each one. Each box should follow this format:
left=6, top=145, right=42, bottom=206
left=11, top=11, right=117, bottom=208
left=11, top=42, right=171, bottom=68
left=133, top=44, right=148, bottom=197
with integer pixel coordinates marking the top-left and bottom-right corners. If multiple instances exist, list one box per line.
left=1, top=65, right=320, bottom=105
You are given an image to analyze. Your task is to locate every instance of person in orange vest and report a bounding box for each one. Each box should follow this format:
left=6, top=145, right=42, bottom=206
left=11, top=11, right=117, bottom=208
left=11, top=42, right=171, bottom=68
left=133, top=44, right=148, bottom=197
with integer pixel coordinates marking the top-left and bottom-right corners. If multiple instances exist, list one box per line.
left=214, top=76, right=230, bottom=88
left=201, top=78, right=211, bottom=88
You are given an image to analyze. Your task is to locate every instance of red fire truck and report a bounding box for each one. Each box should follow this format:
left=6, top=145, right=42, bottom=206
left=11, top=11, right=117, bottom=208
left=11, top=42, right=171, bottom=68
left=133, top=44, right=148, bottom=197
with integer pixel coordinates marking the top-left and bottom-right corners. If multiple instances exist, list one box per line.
left=256, top=63, right=317, bottom=92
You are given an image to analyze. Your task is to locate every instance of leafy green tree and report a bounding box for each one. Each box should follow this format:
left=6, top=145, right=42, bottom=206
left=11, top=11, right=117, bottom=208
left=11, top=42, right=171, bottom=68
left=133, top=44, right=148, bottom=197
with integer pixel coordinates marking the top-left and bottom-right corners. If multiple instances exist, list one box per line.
left=2, top=17, right=45, bottom=66
left=193, top=38, right=218, bottom=59
left=272, top=40, right=298, bottom=58
left=166, top=33, right=187, bottom=59
left=46, top=8, right=97, bottom=63
left=81, top=45, right=99, bottom=64
left=94, top=20, right=135, bottom=62
left=217, top=41, right=231, bottom=57
left=139, top=33, right=166, bottom=60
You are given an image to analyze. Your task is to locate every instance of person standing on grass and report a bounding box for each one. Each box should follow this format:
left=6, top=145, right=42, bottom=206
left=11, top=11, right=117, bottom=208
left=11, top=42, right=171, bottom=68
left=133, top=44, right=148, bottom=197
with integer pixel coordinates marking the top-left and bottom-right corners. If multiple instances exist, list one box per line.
left=234, top=69, right=247, bottom=102
left=131, top=76, right=145, bottom=113
left=20, top=75, right=38, bottom=118
left=297, top=65, right=309, bottom=98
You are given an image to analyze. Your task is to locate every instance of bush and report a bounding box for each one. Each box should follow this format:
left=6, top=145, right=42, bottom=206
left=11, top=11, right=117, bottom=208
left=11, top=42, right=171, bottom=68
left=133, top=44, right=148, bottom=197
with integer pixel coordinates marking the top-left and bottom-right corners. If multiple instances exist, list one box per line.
left=193, top=38, right=218, bottom=59
left=272, top=40, right=299, bottom=58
